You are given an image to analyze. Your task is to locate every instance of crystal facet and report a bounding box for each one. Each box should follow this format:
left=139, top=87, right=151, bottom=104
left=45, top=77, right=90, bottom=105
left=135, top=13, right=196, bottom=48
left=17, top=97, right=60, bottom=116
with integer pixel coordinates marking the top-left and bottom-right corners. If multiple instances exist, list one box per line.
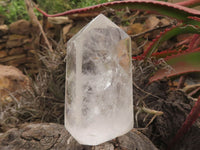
left=65, top=14, right=133, bottom=145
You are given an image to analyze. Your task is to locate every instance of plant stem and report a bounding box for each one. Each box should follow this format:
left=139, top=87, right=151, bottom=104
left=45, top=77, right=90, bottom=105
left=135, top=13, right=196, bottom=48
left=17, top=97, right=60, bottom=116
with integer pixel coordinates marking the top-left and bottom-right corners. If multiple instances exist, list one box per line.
left=168, top=96, right=200, bottom=149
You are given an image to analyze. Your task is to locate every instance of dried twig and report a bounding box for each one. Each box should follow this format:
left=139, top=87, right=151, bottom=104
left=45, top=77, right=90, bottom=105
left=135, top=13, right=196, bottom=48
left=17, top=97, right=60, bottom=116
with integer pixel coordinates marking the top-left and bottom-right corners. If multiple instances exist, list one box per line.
left=24, top=0, right=53, bottom=52
left=131, top=24, right=172, bottom=38
left=182, top=83, right=200, bottom=93
left=133, top=81, right=161, bottom=99
left=177, top=75, right=187, bottom=89
left=135, top=106, right=163, bottom=128
left=188, top=87, right=200, bottom=97
left=141, top=106, right=163, bottom=116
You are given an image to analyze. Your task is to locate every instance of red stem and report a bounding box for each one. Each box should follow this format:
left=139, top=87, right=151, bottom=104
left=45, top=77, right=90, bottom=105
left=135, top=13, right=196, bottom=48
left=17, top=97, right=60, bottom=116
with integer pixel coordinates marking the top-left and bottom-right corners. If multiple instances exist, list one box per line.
left=188, top=34, right=200, bottom=50
left=168, top=96, right=200, bottom=149
left=177, top=75, right=187, bottom=89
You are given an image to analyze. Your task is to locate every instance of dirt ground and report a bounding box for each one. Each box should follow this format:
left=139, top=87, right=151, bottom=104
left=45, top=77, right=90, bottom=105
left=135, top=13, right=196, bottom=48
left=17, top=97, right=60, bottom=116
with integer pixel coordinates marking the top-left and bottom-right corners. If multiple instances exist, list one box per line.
left=133, top=61, right=200, bottom=149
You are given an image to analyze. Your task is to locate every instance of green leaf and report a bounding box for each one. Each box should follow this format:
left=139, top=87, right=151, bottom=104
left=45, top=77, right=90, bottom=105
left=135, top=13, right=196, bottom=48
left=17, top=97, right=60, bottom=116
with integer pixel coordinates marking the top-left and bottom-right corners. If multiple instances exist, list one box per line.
left=144, top=25, right=200, bottom=60
left=149, top=50, right=200, bottom=82
left=35, top=1, right=200, bottom=27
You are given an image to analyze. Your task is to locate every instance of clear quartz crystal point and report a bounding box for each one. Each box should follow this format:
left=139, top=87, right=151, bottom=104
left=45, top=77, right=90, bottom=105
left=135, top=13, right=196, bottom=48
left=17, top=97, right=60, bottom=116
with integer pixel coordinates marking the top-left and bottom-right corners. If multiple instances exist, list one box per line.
left=65, top=14, right=133, bottom=145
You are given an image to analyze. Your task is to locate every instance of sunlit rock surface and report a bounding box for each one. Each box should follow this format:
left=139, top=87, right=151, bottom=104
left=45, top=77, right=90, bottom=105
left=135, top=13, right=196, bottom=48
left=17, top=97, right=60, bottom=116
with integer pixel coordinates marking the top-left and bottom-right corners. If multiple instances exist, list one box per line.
left=65, top=14, right=133, bottom=145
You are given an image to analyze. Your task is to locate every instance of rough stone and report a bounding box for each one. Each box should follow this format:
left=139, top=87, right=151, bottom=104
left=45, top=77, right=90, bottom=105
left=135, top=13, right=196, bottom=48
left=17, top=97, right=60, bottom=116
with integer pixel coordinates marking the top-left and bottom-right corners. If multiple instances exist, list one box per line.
left=6, top=57, right=35, bottom=67
left=9, top=20, right=31, bottom=35
left=93, top=143, right=114, bottom=150
left=8, top=47, right=24, bottom=55
left=0, top=50, right=7, bottom=58
left=0, top=43, right=6, bottom=50
left=23, top=42, right=35, bottom=50
left=0, top=65, right=29, bottom=105
left=0, top=36, right=8, bottom=43
left=0, top=123, right=158, bottom=150
left=0, top=123, right=83, bottom=150
left=6, top=34, right=30, bottom=48
left=0, top=54, right=26, bottom=63
left=0, top=25, right=8, bottom=36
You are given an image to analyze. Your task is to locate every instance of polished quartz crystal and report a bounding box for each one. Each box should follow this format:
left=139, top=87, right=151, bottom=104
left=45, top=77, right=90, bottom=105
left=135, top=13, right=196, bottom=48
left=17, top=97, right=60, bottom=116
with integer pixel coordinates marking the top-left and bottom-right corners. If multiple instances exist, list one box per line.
left=65, top=14, right=133, bottom=145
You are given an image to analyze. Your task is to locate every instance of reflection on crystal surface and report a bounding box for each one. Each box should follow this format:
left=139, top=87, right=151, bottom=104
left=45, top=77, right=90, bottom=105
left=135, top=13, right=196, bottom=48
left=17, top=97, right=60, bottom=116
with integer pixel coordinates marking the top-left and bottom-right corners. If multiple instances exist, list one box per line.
left=65, top=14, right=133, bottom=145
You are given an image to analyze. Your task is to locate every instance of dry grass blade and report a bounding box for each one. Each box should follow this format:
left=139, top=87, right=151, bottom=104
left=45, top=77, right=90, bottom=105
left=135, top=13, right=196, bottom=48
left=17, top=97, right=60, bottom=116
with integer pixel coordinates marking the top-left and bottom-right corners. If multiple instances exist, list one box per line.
left=25, top=0, right=53, bottom=52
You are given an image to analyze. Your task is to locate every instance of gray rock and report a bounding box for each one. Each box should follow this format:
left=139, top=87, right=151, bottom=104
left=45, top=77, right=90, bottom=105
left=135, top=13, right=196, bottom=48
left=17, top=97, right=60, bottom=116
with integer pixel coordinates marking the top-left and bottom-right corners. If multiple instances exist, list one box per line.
left=0, top=123, right=83, bottom=150
left=0, top=123, right=158, bottom=150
